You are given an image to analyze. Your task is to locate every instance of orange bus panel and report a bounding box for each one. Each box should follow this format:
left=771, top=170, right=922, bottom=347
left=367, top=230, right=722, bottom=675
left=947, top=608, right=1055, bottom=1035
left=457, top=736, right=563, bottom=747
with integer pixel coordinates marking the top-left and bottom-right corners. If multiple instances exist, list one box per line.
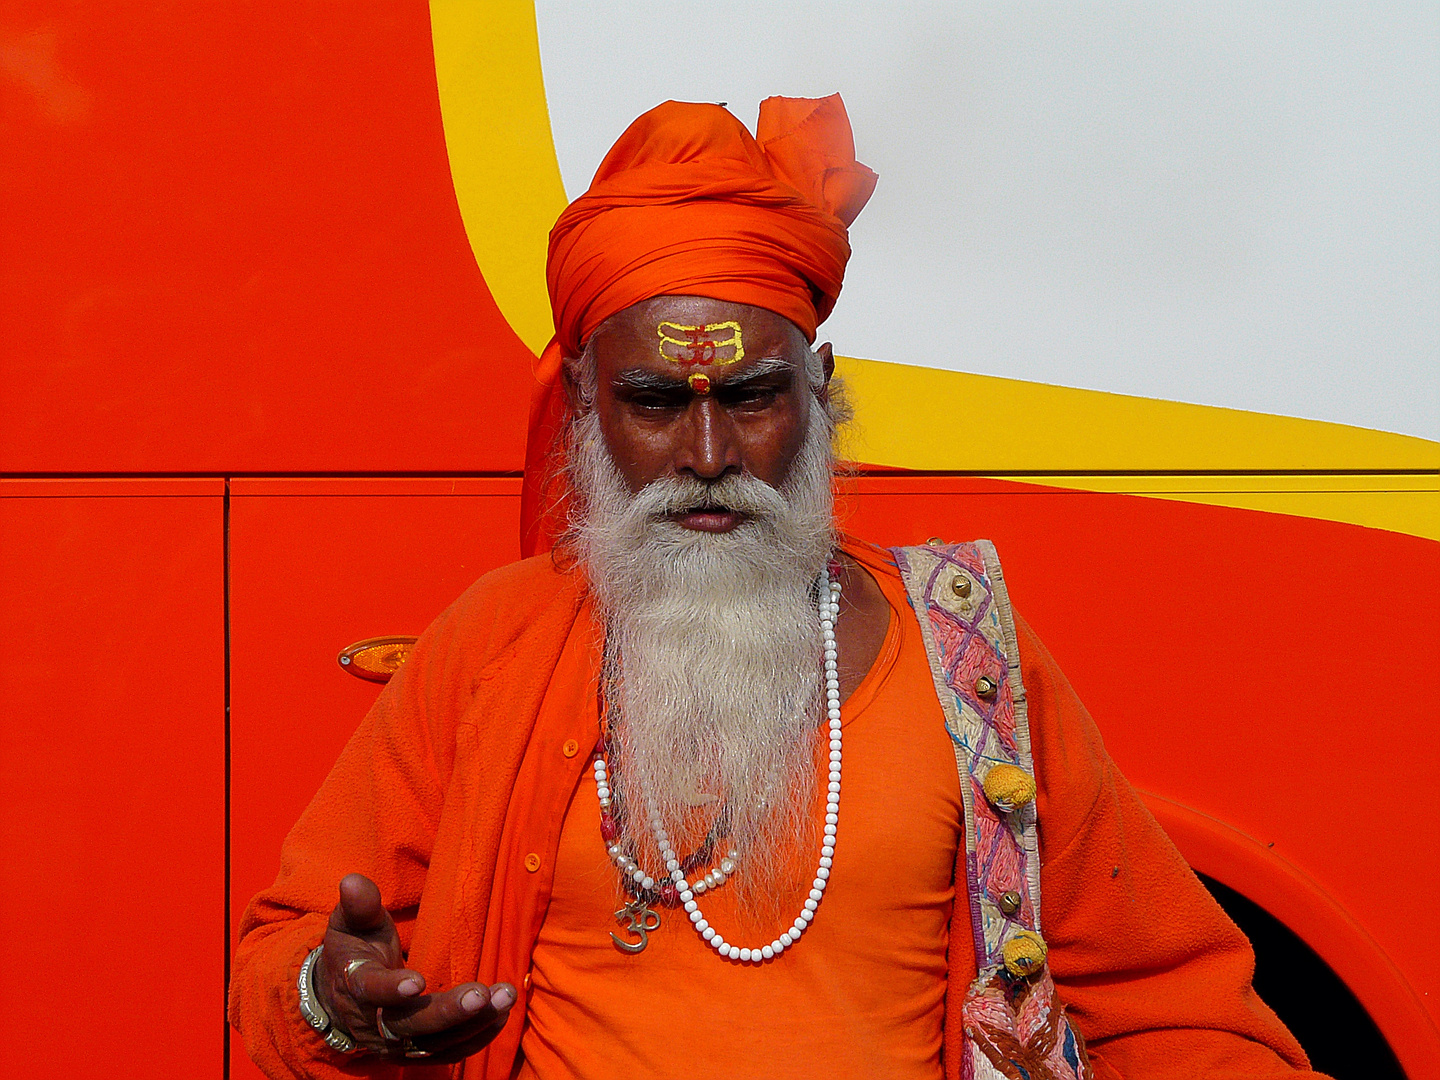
left=1, top=5, right=532, bottom=475
left=0, top=481, right=226, bottom=1079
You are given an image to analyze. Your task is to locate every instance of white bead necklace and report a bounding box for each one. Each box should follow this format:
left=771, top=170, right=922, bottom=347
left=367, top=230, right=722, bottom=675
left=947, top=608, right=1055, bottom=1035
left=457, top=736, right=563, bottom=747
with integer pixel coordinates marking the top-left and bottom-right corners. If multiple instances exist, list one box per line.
left=595, top=564, right=843, bottom=963
left=593, top=756, right=739, bottom=901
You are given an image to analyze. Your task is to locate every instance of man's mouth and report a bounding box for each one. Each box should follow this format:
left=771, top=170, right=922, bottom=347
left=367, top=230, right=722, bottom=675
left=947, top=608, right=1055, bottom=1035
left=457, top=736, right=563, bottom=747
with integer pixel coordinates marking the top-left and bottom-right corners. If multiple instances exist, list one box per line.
left=671, top=508, right=747, bottom=532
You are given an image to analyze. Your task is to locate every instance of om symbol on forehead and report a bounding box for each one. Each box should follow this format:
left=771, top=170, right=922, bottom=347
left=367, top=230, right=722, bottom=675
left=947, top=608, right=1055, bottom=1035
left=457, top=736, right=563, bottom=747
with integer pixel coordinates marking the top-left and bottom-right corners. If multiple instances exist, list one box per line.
left=657, top=321, right=745, bottom=367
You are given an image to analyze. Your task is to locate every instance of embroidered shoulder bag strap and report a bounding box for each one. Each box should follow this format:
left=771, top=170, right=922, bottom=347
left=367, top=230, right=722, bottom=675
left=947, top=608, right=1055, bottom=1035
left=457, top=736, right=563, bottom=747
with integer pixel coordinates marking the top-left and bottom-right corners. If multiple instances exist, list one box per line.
left=893, top=540, right=1091, bottom=1080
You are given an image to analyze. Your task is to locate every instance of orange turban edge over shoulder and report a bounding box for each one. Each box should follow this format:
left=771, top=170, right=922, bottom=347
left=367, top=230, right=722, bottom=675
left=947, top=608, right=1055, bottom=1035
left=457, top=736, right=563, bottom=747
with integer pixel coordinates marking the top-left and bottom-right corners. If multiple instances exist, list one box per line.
left=522, top=94, right=878, bottom=556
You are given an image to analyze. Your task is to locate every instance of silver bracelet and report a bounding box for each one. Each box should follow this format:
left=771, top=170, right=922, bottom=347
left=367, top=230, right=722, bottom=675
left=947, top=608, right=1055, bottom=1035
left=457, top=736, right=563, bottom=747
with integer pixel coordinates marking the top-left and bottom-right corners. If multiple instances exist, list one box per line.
left=297, top=945, right=361, bottom=1054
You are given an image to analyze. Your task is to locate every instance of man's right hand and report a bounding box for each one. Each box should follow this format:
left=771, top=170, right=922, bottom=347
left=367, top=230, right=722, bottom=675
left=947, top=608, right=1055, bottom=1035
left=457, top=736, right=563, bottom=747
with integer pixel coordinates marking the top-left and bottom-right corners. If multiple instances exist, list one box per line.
left=313, top=873, right=516, bottom=1062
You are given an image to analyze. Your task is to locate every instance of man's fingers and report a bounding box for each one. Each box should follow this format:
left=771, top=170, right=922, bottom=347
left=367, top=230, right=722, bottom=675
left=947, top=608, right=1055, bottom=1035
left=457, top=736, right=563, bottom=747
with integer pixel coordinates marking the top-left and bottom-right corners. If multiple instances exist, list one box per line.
left=333, top=873, right=387, bottom=934
left=378, top=982, right=517, bottom=1042
left=412, top=1009, right=512, bottom=1063
left=344, top=959, right=426, bottom=1006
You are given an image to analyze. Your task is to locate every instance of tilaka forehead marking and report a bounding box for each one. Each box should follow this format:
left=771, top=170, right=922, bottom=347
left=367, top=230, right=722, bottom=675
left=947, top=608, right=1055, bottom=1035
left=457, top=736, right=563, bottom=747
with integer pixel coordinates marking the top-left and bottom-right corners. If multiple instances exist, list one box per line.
left=657, top=321, right=745, bottom=367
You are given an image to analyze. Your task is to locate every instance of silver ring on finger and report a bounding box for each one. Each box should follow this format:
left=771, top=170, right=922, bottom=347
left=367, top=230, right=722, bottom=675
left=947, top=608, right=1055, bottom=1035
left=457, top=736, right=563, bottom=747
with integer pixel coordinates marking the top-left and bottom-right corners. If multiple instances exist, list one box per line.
left=374, top=1007, right=402, bottom=1044
left=343, top=958, right=373, bottom=987
left=403, top=1037, right=433, bottom=1058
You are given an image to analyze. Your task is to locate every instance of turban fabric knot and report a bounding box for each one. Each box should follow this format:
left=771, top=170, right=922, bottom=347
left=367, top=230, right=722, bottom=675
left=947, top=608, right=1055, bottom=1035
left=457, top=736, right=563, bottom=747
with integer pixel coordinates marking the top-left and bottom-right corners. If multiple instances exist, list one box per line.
left=522, top=94, right=877, bottom=556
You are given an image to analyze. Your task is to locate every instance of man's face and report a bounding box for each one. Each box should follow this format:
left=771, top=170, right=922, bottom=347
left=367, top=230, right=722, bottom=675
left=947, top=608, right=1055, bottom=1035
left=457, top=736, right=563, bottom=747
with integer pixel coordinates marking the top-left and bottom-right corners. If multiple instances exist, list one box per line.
left=582, top=296, right=833, bottom=534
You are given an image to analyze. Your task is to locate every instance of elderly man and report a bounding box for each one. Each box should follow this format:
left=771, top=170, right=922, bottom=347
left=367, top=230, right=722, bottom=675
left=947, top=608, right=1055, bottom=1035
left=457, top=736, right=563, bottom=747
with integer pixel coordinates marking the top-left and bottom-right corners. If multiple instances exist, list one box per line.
left=230, top=96, right=1320, bottom=1080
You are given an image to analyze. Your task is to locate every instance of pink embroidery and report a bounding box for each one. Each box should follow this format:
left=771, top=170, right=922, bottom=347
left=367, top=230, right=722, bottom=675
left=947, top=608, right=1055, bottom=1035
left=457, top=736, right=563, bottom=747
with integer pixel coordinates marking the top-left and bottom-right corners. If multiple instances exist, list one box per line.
left=972, top=778, right=1028, bottom=914
left=964, top=969, right=1090, bottom=1080
left=894, top=542, right=1090, bottom=1080
left=954, top=633, right=997, bottom=690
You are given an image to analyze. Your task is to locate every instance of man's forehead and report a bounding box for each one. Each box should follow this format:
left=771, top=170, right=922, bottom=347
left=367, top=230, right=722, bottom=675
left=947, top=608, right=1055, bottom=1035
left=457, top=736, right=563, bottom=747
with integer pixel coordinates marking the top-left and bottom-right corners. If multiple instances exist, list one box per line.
left=595, top=296, right=805, bottom=367
left=657, top=319, right=746, bottom=367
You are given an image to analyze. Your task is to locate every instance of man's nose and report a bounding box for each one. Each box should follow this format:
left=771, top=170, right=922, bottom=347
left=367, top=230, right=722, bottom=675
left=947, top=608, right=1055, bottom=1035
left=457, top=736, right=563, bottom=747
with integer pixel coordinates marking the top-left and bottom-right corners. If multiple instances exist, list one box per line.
left=676, top=398, right=742, bottom=480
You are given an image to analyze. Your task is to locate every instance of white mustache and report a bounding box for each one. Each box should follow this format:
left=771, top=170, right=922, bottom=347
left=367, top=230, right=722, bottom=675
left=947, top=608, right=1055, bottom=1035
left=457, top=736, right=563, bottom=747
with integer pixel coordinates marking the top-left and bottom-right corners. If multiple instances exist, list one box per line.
left=627, top=472, right=790, bottom=521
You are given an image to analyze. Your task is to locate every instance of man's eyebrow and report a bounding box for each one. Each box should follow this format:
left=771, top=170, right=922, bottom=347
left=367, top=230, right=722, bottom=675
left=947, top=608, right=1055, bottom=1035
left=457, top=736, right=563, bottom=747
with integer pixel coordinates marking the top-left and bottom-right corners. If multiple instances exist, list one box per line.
left=614, top=368, right=687, bottom=391
left=716, top=356, right=794, bottom=386
left=612, top=355, right=797, bottom=392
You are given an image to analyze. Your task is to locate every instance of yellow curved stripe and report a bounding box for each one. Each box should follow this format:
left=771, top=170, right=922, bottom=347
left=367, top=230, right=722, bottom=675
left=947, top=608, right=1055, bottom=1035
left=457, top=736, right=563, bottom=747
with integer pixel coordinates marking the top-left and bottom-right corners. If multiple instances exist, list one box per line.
left=428, top=3, right=1439, bottom=543
left=836, top=357, right=1439, bottom=473
left=430, top=0, right=568, bottom=355
left=837, top=357, right=1439, bottom=542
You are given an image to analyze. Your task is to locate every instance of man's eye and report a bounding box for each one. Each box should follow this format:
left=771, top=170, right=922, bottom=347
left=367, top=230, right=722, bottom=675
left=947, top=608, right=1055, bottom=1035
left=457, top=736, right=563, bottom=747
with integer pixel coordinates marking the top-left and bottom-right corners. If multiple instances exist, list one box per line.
left=725, top=386, right=780, bottom=407
left=631, top=393, right=682, bottom=410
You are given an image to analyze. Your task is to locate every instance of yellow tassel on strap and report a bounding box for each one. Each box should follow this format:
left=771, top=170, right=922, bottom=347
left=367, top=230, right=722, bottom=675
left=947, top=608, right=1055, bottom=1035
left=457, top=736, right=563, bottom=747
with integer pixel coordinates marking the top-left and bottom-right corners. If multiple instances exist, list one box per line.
left=1001, top=930, right=1048, bottom=977
left=982, top=763, right=1036, bottom=812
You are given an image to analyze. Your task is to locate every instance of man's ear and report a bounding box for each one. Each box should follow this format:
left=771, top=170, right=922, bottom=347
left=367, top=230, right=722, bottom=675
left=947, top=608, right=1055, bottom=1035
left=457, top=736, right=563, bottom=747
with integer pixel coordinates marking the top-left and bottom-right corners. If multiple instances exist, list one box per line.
left=815, top=342, right=835, bottom=394
left=560, top=359, right=587, bottom=413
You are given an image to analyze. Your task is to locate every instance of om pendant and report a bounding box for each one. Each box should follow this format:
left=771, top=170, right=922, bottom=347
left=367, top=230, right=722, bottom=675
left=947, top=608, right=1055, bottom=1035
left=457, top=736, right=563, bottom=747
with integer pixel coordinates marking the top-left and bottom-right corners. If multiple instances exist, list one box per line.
left=610, top=896, right=662, bottom=954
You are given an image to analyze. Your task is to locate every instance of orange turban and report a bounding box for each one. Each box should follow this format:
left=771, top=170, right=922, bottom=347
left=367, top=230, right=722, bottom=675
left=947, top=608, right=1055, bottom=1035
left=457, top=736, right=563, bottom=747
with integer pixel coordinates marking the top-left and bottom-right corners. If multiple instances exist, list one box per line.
left=522, top=94, right=877, bottom=556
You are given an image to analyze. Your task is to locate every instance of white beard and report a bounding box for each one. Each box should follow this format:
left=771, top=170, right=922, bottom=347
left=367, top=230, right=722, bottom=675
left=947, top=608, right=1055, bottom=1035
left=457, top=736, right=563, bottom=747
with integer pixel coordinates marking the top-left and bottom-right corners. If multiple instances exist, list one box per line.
left=567, top=403, right=836, bottom=905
